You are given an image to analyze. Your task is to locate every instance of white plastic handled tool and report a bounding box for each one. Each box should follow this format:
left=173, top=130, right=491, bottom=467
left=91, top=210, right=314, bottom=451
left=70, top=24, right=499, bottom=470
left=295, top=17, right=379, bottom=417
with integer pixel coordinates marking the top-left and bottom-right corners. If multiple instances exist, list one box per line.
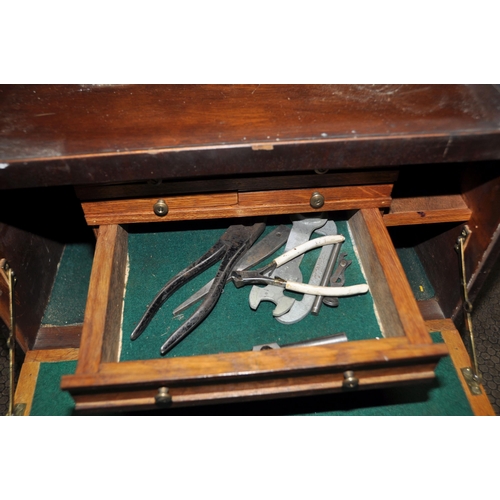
left=232, top=234, right=369, bottom=297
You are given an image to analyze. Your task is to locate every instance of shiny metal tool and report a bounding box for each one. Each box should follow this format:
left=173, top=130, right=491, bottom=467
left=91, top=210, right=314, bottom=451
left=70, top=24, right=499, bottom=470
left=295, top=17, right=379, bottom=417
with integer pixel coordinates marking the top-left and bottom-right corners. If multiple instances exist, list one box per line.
left=248, top=214, right=328, bottom=317
left=253, top=332, right=348, bottom=351
left=172, top=224, right=291, bottom=316
left=131, top=222, right=265, bottom=355
left=322, top=254, right=352, bottom=308
left=232, top=235, right=369, bottom=297
left=276, top=220, right=337, bottom=325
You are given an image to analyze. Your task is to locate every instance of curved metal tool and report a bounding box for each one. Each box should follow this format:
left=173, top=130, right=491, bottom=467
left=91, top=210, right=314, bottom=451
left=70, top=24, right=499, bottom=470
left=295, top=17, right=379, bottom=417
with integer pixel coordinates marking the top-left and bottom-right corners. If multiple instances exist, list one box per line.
left=232, top=235, right=369, bottom=297
left=172, top=224, right=291, bottom=316
left=276, top=220, right=337, bottom=325
left=131, top=223, right=265, bottom=355
left=248, top=214, right=327, bottom=317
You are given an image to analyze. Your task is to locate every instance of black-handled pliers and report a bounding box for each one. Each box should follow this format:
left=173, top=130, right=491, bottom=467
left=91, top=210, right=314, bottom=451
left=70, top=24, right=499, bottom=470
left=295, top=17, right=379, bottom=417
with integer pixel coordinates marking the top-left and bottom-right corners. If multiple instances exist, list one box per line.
left=130, top=222, right=266, bottom=355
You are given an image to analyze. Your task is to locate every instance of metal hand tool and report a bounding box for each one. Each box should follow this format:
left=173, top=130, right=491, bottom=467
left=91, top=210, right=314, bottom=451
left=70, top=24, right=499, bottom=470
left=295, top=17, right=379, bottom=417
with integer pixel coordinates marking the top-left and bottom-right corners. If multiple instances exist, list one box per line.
left=322, top=254, right=352, bottom=307
left=276, top=220, right=338, bottom=325
left=232, top=235, right=369, bottom=297
left=310, top=241, right=343, bottom=316
left=249, top=214, right=328, bottom=317
left=252, top=332, right=348, bottom=351
left=172, top=224, right=291, bottom=316
left=131, top=222, right=265, bottom=355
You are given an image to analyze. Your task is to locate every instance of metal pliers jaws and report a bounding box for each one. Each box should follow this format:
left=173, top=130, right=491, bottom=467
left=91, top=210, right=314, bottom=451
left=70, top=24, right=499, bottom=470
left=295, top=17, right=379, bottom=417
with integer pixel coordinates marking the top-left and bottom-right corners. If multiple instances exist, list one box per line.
left=131, top=222, right=266, bottom=355
left=232, top=235, right=370, bottom=297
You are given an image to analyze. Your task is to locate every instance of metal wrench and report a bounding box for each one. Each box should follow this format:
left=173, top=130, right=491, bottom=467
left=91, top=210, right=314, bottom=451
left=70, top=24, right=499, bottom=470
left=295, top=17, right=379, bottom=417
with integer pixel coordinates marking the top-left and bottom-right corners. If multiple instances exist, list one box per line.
left=248, top=214, right=328, bottom=317
left=276, top=220, right=338, bottom=325
left=322, top=254, right=352, bottom=307
left=172, top=224, right=291, bottom=316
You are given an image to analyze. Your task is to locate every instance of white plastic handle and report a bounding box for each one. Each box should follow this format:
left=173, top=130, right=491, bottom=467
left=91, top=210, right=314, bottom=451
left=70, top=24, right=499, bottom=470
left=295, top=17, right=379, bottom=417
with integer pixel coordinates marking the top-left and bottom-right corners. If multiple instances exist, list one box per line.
left=284, top=282, right=369, bottom=296
left=273, top=235, right=345, bottom=267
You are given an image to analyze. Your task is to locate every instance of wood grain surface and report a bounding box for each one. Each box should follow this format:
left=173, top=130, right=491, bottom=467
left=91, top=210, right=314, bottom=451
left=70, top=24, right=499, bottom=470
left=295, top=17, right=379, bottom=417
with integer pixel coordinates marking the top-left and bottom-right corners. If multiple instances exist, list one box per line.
left=81, top=185, right=392, bottom=225
left=384, top=194, right=472, bottom=226
left=2, top=85, right=500, bottom=189
left=76, top=224, right=128, bottom=374
left=351, top=208, right=431, bottom=344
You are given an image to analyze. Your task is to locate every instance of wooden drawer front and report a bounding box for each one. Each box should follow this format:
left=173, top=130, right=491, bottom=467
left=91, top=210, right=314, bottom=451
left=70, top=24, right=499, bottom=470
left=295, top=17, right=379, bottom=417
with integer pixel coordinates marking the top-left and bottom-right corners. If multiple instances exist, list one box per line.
left=61, top=207, right=447, bottom=413
left=80, top=185, right=393, bottom=225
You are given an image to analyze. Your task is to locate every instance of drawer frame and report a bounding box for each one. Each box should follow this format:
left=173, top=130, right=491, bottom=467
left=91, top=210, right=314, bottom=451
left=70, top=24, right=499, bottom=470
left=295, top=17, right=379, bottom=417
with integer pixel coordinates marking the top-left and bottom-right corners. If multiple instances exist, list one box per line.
left=61, top=187, right=448, bottom=413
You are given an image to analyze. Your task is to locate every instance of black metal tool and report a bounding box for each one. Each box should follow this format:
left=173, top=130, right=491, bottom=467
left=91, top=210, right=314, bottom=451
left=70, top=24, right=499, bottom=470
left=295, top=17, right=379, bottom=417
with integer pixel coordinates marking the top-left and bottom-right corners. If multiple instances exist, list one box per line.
left=131, top=222, right=266, bottom=355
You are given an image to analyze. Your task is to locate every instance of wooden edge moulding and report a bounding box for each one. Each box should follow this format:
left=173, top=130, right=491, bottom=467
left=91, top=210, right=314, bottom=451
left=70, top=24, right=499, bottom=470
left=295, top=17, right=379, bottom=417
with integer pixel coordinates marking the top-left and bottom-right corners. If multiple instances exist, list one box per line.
left=16, top=320, right=494, bottom=415
left=61, top=199, right=450, bottom=413
left=80, top=185, right=393, bottom=226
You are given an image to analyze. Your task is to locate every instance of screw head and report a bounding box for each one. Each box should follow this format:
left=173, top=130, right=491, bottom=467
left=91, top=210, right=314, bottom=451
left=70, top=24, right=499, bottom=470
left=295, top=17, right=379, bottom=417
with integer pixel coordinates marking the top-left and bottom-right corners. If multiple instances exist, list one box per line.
left=153, top=199, right=168, bottom=217
left=310, top=192, right=325, bottom=209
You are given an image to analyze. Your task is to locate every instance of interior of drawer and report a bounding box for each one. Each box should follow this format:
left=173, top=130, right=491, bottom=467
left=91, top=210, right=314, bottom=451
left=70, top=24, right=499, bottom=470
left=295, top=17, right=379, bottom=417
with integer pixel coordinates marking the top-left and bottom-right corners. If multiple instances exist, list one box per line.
left=121, top=214, right=382, bottom=361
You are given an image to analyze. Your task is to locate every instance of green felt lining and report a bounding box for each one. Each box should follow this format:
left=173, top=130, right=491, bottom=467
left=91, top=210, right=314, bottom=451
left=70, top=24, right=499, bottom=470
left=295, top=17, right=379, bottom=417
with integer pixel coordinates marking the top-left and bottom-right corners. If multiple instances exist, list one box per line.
left=396, top=247, right=435, bottom=301
left=42, top=243, right=94, bottom=326
left=120, top=220, right=382, bottom=361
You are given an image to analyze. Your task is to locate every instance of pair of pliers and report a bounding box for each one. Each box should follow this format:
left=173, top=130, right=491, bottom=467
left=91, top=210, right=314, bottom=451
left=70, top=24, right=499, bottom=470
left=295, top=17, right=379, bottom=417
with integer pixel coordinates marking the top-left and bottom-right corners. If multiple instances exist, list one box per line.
left=131, top=222, right=265, bottom=355
left=231, top=235, right=369, bottom=297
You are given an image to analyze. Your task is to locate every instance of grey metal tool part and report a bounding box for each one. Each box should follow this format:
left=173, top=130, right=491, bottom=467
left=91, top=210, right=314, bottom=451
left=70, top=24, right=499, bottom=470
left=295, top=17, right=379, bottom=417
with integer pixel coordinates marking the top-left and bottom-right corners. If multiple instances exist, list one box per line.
left=172, top=224, right=291, bottom=316
left=322, top=255, right=352, bottom=307
left=249, top=214, right=328, bottom=317
left=276, top=220, right=338, bottom=325
left=311, top=241, right=343, bottom=316
left=253, top=332, right=348, bottom=351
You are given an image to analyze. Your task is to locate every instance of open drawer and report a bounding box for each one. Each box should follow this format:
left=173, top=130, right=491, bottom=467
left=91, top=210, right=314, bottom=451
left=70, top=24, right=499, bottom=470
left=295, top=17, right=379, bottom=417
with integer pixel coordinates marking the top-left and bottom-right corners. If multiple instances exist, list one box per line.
left=61, top=186, right=449, bottom=413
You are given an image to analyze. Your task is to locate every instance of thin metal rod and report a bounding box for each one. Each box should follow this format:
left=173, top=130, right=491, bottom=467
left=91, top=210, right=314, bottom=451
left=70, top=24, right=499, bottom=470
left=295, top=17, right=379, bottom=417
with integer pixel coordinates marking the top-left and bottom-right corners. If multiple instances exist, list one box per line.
left=458, top=237, right=480, bottom=378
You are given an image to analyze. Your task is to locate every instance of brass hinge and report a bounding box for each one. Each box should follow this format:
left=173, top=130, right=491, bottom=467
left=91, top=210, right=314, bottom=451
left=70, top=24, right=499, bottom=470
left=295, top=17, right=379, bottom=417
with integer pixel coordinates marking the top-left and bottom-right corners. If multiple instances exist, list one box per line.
left=454, top=226, right=483, bottom=395
left=0, top=258, right=17, bottom=415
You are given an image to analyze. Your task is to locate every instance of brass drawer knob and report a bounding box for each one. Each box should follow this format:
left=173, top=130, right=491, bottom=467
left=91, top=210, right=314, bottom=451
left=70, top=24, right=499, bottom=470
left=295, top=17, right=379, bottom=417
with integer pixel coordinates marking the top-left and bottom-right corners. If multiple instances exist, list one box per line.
left=310, top=192, right=325, bottom=209
left=342, top=370, right=359, bottom=389
left=155, top=386, right=172, bottom=406
left=153, top=199, right=168, bottom=217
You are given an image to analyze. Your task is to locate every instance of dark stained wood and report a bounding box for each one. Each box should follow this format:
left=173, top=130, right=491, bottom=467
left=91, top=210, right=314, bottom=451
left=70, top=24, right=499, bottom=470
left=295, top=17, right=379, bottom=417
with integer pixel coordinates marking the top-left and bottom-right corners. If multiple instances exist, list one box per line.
left=0, top=222, right=63, bottom=352
left=2, top=85, right=500, bottom=189
left=76, top=224, right=128, bottom=374
left=384, top=194, right=471, bottom=226
left=33, top=324, right=82, bottom=350
left=417, top=299, right=445, bottom=321
left=75, top=169, right=400, bottom=201
left=415, top=223, right=464, bottom=320
left=81, top=185, right=393, bottom=225
left=460, top=164, right=500, bottom=307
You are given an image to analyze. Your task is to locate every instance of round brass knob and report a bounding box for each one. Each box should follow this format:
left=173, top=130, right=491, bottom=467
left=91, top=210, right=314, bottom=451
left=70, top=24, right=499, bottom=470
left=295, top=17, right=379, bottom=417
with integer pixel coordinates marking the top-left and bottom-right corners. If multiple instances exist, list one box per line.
left=310, top=192, right=325, bottom=209
left=153, top=199, right=168, bottom=217
left=155, top=386, right=172, bottom=406
left=342, top=370, right=359, bottom=390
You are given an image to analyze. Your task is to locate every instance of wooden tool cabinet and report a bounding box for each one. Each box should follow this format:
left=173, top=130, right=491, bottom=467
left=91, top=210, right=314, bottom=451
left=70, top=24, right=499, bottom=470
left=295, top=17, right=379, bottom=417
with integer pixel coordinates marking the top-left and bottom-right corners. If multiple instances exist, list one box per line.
left=1, top=84, right=500, bottom=413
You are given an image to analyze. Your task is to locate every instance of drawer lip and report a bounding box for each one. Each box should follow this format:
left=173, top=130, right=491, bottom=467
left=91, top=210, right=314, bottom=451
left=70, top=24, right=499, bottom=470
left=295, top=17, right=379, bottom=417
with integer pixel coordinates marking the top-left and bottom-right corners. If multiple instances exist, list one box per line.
left=61, top=339, right=448, bottom=391
left=61, top=207, right=447, bottom=409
